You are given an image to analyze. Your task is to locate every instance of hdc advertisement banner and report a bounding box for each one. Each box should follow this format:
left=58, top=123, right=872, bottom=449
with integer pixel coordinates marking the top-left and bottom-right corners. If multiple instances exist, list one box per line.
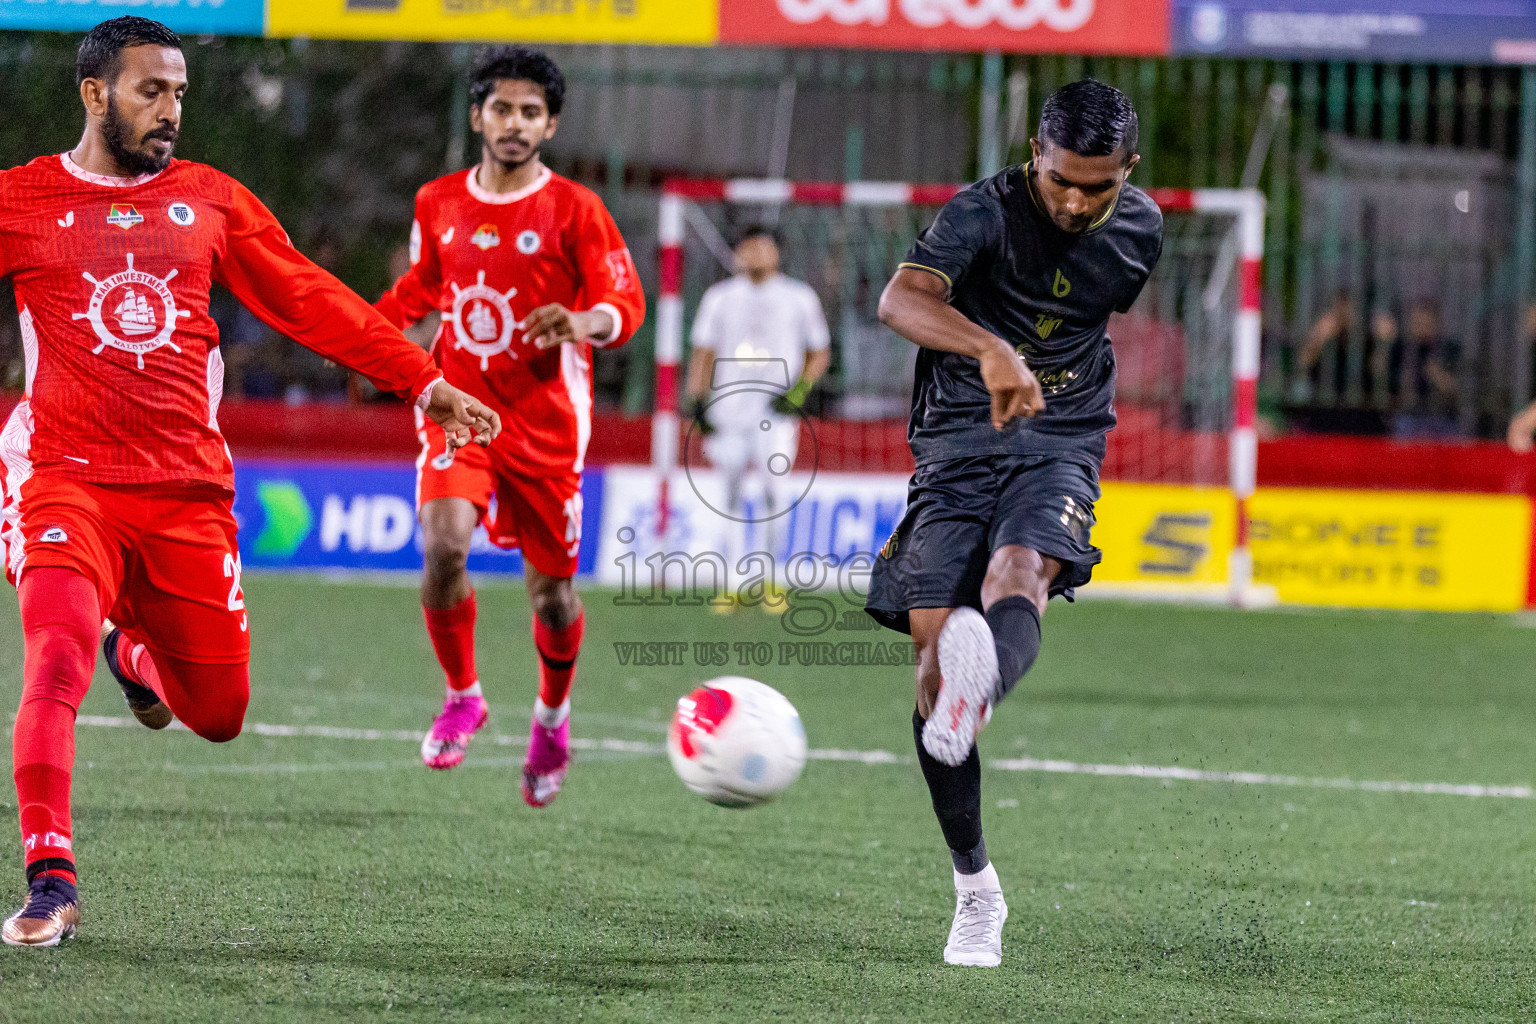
left=265, top=0, right=716, bottom=43
left=232, top=459, right=605, bottom=576
left=0, top=0, right=263, bottom=33
left=718, top=0, right=1169, bottom=54
left=230, top=458, right=1534, bottom=613
left=1172, top=1, right=1536, bottom=62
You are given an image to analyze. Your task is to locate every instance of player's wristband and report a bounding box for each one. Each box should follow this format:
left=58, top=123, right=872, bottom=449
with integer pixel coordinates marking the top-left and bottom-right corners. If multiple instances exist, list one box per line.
left=414, top=376, right=444, bottom=412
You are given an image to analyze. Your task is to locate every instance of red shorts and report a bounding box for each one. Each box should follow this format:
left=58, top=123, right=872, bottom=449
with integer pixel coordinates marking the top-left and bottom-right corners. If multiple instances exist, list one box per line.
left=6, top=474, right=250, bottom=665
left=416, top=419, right=582, bottom=579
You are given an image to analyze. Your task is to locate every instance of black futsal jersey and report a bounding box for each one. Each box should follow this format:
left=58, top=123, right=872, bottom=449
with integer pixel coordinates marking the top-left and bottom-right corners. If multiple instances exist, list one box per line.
left=898, top=162, right=1163, bottom=465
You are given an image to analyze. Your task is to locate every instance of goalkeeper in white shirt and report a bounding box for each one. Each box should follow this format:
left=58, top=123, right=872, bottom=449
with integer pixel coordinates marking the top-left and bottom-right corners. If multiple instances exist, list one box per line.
left=686, top=226, right=831, bottom=576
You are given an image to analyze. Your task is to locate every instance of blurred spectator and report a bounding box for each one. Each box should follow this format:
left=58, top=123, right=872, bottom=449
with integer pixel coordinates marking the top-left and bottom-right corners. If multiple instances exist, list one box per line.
left=1285, top=292, right=1393, bottom=434
left=1292, top=290, right=1356, bottom=403
left=210, top=287, right=285, bottom=400
left=1505, top=304, right=1536, bottom=452
left=349, top=244, right=439, bottom=403
left=281, top=235, right=351, bottom=404
left=1388, top=299, right=1461, bottom=440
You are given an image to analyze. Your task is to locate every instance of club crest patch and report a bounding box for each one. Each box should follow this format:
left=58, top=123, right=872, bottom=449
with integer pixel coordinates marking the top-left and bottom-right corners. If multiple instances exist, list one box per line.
left=165, top=201, right=196, bottom=228
left=516, top=230, right=540, bottom=254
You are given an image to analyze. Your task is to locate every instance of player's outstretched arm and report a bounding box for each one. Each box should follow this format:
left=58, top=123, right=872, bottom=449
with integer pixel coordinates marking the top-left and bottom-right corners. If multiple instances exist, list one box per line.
left=215, top=178, right=459, bottom=420
left=879, top=267, right=1044, bottom=430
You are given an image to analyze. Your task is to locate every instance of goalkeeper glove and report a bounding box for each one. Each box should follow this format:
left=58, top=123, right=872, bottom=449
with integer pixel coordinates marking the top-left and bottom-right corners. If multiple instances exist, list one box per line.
left=771, top=379, right=812, bottom=416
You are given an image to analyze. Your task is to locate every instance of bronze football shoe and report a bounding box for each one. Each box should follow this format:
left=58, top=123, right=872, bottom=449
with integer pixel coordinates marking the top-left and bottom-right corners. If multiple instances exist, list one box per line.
left=2, top=875, right=79, bottom=947
left=101, top=624, right=173, bottom=730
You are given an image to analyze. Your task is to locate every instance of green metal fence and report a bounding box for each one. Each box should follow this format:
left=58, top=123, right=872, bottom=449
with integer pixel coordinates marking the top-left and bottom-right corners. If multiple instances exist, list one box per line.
left=1, top=34, right=1533, bottom=436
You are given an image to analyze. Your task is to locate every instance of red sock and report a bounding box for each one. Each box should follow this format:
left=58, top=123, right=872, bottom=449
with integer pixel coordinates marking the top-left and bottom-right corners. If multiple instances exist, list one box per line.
left=15, top=568, right=100, bottom=882
left=534, top=610, right=584, bottom=711
left=424, top=593, right=479, bottom=693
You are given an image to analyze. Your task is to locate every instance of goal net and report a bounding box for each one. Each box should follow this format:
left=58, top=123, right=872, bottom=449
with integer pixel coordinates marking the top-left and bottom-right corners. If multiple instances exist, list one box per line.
left=596, top=179, right=1266, bottom=606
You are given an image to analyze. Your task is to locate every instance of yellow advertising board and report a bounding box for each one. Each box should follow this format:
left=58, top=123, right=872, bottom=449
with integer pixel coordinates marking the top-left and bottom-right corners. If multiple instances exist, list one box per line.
left=266, top=0, right=717, bottom=44
left=1088, top=483, right=1533, bottom=612
left=1093, top=482, right=1236, bottom=593
left=1248, top=488, right=1531, bottom=612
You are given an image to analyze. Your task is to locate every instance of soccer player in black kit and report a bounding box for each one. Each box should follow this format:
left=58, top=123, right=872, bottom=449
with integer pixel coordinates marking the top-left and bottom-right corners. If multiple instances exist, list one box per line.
left=867, top=80, right=1163, bottom=966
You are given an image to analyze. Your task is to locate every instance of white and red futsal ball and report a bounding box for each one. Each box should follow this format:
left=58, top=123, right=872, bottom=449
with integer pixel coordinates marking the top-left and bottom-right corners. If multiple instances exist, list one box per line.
left=668, top=677, right=807, bottom=807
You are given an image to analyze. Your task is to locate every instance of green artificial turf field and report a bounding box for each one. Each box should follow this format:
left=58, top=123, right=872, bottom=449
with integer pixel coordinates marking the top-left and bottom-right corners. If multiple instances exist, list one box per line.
left=1, top=577, right=1535, bottom=1022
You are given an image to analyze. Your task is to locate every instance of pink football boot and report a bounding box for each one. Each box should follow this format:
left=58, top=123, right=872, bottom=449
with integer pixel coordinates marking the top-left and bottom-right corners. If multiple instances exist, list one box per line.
left=420, top=694, right=488, bottom=770
left=521, top=715, right=572, bottom=808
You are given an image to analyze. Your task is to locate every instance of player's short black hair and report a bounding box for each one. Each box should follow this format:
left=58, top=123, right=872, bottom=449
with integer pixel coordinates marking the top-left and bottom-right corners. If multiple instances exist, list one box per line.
left=1038, top=79, right=1138, bottom=164
left=469, top=46, right=565, bottom=117
left=77, top=16, right=181, bottom=87
left=735, top=224, right=782, bottom=248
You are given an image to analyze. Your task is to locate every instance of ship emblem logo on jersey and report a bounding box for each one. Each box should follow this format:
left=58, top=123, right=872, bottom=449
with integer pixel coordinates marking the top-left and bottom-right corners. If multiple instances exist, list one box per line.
left=106, top=204, right=143, bottom=230
left=72, top=253, right=190, bottom=368
left=445, top=270, right=519, bottom=370
left=1036, top=314, right=1063, bottom=340
left=165, top=201, right=196, bottom=228
left=516, top=230, right=540, bottom=254
left=471, top=224, right=500, bottom=250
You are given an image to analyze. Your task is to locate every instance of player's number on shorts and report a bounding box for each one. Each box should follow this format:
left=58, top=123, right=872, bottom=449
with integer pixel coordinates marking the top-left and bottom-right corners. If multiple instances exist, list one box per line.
left=223, top=552, right=246, bottom=612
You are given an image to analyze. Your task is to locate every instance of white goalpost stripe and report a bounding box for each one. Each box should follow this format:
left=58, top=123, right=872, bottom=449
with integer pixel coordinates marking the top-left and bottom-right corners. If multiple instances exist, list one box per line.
left=70, top=715, right=1533, bottom=800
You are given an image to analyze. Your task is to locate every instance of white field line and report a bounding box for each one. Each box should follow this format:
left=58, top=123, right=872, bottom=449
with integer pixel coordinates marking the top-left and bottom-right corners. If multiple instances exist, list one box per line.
left=73, top=715, right=1535, bottom=800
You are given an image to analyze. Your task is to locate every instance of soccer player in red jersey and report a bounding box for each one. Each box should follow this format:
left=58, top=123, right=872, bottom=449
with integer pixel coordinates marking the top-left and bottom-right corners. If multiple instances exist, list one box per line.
left=0, top=17, right=500, bottom=946
left=375, top=47, right=644, bottom=805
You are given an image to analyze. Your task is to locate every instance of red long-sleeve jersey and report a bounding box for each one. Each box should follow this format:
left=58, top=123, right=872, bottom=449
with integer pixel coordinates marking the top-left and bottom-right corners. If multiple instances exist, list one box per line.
left=0, top=154, right=442, bottom=492
left=376, top=166, right=644, bottom=476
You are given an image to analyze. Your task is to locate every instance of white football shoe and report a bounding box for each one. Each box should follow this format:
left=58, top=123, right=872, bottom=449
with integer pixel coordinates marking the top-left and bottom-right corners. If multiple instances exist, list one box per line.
left=923, top=607, right=1001, bottom=767
left=944, top=884, right=1008, bottom=967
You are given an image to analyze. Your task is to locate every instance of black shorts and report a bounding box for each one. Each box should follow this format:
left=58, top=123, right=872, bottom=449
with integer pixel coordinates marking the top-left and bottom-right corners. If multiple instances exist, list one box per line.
left=864, top=454, right=1101, bottom=635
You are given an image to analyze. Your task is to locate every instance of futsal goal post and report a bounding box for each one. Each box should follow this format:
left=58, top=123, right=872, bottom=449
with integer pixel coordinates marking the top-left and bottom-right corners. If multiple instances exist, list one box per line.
left=648, top=178, right=1266, bottom=605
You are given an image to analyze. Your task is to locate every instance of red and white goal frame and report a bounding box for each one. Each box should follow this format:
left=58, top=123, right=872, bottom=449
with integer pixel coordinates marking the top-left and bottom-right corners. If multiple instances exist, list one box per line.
left=653, top=178, right=1265, bottom=601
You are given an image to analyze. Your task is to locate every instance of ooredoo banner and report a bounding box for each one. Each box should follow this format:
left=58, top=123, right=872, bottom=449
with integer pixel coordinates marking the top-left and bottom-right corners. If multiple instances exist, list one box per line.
left=718, top=0, right=1169, bottom=54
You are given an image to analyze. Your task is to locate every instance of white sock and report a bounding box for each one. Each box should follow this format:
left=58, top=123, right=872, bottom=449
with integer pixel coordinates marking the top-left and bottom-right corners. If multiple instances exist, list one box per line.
left=533, top=697, right=570, bottom=728
left=954, top=862, right=1001, bottom=892
left=448, top=682, right=483, bottom=700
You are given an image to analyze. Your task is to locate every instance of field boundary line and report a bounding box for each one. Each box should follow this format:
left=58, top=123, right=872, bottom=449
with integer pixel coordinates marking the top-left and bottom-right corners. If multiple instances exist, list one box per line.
left=72, top=715, right=1535, bottom=799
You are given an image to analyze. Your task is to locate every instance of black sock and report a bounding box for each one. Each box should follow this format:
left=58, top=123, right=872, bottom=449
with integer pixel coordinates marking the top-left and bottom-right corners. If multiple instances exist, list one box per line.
left=913, top=708, right=987, bottom=874
left=986, top=595, right=1042, bottom=702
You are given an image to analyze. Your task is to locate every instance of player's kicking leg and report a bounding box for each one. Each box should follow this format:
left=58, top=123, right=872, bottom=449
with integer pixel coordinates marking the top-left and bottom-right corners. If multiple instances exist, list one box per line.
left=921, top=547, right=1054, bottom=767
left=520, top=564, right=583, bottom=808
left=910, top=548, right=1054, bottom=966
left=418, top=496, right=489, bottom=770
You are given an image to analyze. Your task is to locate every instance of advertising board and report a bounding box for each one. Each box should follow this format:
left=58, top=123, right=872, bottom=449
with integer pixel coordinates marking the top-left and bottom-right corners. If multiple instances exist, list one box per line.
left=0, top=0, right=263, bottom=33
left=1173, top=1, right=1536, bottom=62
left=265, top=0, right=716, bottom=44
left=718, top=0, right=1169, bottom=55
left=232, top=459, right=605, bottom=576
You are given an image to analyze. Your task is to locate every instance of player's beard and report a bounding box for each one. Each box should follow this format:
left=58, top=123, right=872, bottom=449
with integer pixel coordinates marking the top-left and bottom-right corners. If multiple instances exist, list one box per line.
left=103, top=95, right=178, bottom=177
left=488, top=137, right=541, bottom=174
